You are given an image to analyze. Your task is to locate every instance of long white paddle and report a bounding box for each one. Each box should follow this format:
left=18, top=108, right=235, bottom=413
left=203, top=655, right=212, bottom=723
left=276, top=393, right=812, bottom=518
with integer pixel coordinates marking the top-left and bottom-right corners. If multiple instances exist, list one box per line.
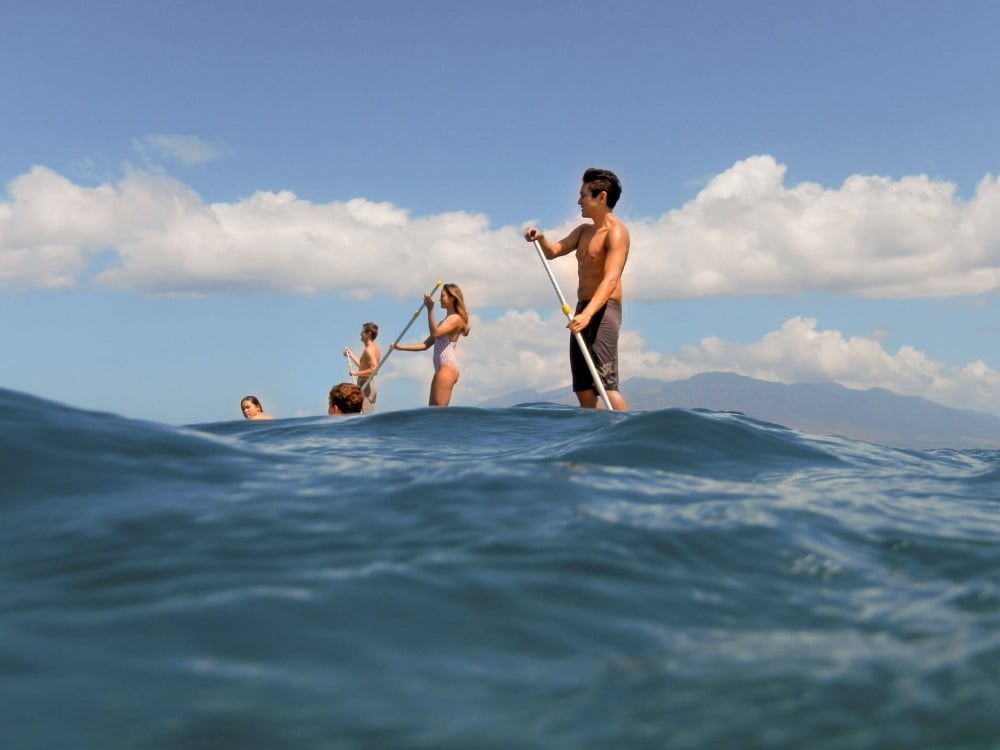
left=532, top=240, right=613, bottom=411
left=370, top=280, right=443, bottom=379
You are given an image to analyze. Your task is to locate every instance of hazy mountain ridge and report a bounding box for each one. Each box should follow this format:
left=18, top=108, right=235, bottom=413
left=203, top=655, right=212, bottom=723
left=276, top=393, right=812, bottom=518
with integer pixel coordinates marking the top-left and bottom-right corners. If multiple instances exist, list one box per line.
left=479, top=372, right=1000, bottom=449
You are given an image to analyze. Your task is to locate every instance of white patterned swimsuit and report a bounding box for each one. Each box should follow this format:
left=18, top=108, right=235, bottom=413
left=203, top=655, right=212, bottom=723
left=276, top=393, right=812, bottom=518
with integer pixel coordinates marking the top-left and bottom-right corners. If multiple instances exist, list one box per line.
left=433, top=336, right=459, bottom=374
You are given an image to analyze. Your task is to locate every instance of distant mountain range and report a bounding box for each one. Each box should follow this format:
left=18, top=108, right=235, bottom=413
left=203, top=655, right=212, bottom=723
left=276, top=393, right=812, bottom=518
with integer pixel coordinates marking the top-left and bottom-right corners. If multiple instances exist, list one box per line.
left=479, top=371, right=1000, bottom=450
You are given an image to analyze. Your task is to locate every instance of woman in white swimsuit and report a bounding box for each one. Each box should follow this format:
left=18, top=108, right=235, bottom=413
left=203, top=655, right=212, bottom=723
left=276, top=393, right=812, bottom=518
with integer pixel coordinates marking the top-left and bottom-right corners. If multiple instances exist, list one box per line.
left=390, top=283, right=470, bottom=406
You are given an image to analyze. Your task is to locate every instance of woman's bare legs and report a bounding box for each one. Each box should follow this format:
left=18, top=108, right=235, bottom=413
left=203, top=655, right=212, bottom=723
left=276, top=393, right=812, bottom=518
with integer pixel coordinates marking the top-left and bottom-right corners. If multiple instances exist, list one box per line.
left=428, top=364, right=459, bottom=406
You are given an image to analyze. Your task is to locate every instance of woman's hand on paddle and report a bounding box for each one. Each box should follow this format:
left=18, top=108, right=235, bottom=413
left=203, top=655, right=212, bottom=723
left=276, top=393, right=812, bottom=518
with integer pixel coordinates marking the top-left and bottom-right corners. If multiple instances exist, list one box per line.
left=524, top=227, right=542, bottom=242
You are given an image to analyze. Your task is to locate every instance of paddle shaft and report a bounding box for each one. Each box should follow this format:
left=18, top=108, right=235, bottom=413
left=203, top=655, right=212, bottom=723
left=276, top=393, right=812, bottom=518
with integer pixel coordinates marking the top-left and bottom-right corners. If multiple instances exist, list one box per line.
left=370, top=281, right=444, bottom=379
left=531, top=240, right=613, bottom=411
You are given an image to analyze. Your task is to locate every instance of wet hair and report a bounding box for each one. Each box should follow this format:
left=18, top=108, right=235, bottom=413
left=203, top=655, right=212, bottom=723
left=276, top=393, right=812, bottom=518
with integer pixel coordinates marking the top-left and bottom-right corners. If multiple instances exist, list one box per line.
left=241, top=395, right=263, bottom=410
left=442, top=283, right=470, bottom=336
left=362, top=322, right=379, bottom=340
left=582, top=168, right=622, bottom=209
left=328, top=382, right=365, bottom=414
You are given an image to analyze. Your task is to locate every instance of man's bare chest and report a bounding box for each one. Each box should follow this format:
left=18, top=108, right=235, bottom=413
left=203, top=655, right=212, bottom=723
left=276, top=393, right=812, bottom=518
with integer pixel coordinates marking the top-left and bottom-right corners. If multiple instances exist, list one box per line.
left=576, top=229, right=608, bottom=266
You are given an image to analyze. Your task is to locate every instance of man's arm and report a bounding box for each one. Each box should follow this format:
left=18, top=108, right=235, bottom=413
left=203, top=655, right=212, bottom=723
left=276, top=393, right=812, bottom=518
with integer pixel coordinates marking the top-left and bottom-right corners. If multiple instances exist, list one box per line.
left=524, top=225, right=585, bottom=259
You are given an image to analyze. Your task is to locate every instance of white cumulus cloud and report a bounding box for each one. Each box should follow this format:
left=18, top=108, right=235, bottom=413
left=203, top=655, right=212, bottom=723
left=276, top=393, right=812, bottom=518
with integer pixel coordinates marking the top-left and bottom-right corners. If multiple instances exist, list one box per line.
left=3, top=155, right=1000, bottom=302
left=0, top=166, right=533, bottom=301
left=616, top=316, right=1000, bottom=417
left=629, top=155, right=1000, bottom=300
left=380, top=313, right=1000, bottom=417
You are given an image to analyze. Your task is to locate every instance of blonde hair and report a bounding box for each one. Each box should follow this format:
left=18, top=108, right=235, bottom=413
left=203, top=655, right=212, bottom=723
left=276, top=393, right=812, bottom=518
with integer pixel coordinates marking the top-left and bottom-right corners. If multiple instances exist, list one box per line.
left=442, top=283, right=470, bottom=337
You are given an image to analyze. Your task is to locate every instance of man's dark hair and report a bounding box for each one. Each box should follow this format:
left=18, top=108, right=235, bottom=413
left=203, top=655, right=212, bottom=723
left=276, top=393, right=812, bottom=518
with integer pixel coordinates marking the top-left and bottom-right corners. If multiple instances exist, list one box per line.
left=582, top=168, right=622, bottom=209
left=362, top=322, right=378, bottom=340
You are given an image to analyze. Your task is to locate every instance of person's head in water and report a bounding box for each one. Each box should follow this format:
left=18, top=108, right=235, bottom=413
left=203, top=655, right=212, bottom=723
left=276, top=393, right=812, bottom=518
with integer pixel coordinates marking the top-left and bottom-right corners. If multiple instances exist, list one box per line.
left=582, top=168, right=622, bottom=209
left=328, top=382, right=365, bottom=414
left=241, top=395, right=272, bottom=420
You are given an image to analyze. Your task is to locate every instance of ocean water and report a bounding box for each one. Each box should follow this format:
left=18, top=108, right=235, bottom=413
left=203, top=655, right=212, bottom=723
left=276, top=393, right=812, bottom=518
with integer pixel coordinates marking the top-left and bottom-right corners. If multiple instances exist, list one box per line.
left=2, top=386, right=1000, bottom=750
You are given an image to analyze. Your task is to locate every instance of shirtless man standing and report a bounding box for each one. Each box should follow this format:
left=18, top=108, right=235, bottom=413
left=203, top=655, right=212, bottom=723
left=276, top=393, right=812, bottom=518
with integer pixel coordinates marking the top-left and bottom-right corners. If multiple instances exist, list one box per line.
left=343, top=321, right=380, bottom=413
left=524, top=168, right=630, bottom=410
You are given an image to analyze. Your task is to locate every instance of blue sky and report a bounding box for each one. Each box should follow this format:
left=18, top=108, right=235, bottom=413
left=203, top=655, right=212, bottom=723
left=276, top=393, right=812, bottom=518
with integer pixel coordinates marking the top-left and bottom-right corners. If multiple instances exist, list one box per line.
left=2, top=0, right=998, bottom=424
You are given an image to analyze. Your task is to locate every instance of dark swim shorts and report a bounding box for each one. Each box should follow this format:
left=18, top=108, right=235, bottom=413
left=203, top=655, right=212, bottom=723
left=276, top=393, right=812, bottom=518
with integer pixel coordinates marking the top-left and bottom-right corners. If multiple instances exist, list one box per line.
left=569, top=299, right=622, bottom=393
